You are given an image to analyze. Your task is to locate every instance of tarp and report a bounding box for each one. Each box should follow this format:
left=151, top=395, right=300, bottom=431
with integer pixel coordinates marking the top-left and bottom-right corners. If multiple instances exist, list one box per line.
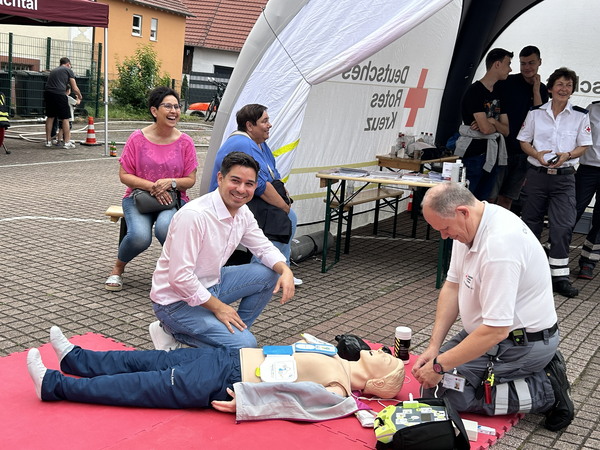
left=0, top=0, right=109, bottom=28
left=200, top=0, right=600, bottom=228
left=200, top=0, right=460, bottom=227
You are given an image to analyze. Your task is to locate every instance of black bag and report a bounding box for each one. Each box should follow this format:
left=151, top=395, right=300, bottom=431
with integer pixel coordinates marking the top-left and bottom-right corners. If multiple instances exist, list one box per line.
left=375, top=397, right=470, bottom=450
left=131, top=188, right=181, bottom=214
left=246, top=179, right=292, bottom=243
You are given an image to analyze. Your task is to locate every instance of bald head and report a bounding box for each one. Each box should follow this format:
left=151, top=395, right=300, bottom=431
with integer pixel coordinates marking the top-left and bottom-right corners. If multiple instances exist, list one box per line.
left=422, top=182, right=483, bottom=245
left=422, top=182, right=477, bottom=218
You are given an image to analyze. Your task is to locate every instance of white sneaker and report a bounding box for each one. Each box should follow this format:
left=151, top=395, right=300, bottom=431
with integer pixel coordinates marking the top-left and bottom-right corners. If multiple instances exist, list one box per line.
left=294, top=277, right=303, bottom=286
left=50, top=326, right=75, bottom=363
left=51, top=139, right=58, bottom=145
left=45, top=141, right=52, bottom=147
left=27, top=348, right=47, bottom=400
left=63, top=141, right=76, bottom=149
left=149, top=320, right=180, bottom=351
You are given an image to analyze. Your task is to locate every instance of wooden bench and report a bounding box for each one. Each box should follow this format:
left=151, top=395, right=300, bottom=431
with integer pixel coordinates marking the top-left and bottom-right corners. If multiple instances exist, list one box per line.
left=327, top=187, right=404, bottom=254
left=105, top=205, right=127, bottom=245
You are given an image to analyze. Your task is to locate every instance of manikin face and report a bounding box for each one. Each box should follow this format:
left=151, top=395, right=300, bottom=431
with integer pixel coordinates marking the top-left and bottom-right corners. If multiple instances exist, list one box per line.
left=549, top=76, right=573, bottom=103
left=359, top=348, right=401, bottom=380
left=217, top=165, right=257, bottom=215
left=246, top=110, right=272, bottom=144
left=519, top=54, right=541, bottom=82
left=423, top=205, right=472, bottom=245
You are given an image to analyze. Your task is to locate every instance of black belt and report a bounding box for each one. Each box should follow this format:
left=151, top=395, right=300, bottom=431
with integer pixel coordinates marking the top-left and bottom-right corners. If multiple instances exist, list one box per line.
left=509, top=323, right=558, bottom=343
left=530, top=165, right=575, bottom=175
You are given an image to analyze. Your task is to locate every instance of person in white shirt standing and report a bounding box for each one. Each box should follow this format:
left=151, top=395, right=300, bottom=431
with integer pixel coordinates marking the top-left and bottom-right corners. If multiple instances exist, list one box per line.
left=517, top=67, right=592, bottom=297
left=574, top=101, right=600, bottom=280
left=149, top=151, right=295, bottom=350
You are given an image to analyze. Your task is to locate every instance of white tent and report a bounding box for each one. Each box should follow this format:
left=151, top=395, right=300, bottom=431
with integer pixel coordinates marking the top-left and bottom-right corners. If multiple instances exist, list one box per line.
left=200, top=0, right=600, bottom=230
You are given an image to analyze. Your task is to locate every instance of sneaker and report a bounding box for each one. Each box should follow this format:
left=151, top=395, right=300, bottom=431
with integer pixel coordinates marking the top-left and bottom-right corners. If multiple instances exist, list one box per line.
left=578, top=266, right=594, bottom=280
left=149, top=320, right=180, bottom=351
left=553, top=280, right=578, bottom=297
left=51, top=139, right=58, bottom=146
left=544, top=350, right=574, bottom=431
left=27, top=348, right=47, bottom=400
left=49, top=326, right=75, bottom=363
left=44, top=141, right=52, bottom=147
left=293, top=277, right=303, bottom=286
left=63, top=141, right=76, bottom=149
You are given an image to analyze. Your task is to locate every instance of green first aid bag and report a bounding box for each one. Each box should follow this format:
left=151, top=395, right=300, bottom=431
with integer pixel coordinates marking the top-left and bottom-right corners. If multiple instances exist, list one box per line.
left=374, top=397, right=470, bottom=450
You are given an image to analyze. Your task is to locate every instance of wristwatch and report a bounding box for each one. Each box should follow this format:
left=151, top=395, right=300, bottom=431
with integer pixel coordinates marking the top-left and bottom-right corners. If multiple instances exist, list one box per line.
left=171, top=178, right=177, bottom=189
left=432, top=357, right=445, bottom=375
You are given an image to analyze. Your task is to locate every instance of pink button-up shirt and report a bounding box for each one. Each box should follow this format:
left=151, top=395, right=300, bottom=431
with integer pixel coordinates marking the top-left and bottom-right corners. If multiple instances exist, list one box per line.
left=150, top=189, right=286, bottom=306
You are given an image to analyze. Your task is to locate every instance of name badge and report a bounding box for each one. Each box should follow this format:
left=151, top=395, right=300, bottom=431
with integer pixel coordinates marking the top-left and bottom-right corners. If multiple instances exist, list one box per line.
left=442, top=373, right=466, bottom=392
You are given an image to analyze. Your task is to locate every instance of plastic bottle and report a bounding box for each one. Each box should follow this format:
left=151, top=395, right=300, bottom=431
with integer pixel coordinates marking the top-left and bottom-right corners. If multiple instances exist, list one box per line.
left=420, top=131, right=425, bottom=142
left=346, top=180, right=355, bottom=195
left=109, top=141, right=117, bottom=157
left=451, top=159, right=464, bottom=182
left=399, top=141, right=406, bottom=158
left=394, top=326, right=412, bottom=364
left=395, top=133, right=403, bottom=157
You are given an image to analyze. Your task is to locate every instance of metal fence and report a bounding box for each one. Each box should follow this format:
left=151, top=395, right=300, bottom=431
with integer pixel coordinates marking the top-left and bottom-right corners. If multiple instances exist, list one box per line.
left=184, top=71, right=230, bottom=108
left=0, top=32, right=184, bottom=119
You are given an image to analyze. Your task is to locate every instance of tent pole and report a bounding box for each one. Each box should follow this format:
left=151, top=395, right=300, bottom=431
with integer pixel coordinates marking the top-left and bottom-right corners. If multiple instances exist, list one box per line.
left=104, top=27, right=108, bottom=157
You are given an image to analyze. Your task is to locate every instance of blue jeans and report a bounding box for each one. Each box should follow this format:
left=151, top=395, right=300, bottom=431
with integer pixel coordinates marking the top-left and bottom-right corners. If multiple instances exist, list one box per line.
left=462, top=154, right=499, bottom=201
left=251, top=207, right=297, bottom=266
left=153, top=263, right=280, bottom=349
left=41, top=346, right=241, bottom=408
left=118, top=196, right=183, bottom=263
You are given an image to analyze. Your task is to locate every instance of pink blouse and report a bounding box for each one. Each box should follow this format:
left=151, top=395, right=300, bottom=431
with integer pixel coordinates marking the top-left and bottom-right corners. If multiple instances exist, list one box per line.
left=119, top=130, right=198, bottom=202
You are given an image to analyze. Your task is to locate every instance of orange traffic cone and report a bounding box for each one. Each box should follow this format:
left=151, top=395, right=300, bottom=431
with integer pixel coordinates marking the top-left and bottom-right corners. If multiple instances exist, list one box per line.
left=81, top=116, right=101, bottom=146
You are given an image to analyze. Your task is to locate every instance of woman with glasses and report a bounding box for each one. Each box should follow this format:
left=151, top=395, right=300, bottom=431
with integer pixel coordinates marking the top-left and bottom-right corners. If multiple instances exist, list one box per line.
left=105, top=87, right=198, bottom=291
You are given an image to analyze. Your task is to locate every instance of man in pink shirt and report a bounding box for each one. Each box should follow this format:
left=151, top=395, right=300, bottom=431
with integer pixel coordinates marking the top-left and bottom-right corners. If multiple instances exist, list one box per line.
left=149, top=152, right=295, bottom=350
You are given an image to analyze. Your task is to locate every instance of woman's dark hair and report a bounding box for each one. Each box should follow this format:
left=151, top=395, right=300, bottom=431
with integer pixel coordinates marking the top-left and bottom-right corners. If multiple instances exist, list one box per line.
left=220, top=151, right=260, bottom=178
left=547, top=67, right=578, bottom=97
left=236, top=104, right=267, bottom=131
left=148, top=87, right=180, bottom=122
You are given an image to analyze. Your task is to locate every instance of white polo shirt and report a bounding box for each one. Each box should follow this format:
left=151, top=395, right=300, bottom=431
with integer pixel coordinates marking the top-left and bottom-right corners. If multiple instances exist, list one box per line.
left=446, top=203, right=557, bottom=334
left=517, top=99, right=592, bottom=167
left=579, top=102, right=600, bottom=168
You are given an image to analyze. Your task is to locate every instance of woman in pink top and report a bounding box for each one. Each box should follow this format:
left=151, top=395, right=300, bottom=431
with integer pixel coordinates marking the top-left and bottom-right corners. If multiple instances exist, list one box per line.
left=105, top=87, right=198, bottom=291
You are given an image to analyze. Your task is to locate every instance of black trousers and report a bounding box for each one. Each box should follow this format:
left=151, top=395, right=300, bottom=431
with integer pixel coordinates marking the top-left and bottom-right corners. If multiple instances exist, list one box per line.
left=575, top=164, right=600, bottom=269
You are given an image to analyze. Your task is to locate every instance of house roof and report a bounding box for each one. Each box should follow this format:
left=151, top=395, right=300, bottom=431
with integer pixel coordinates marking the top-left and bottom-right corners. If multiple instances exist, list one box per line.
left=124, top=0, right=194, bottom=17
left=182, top=0, right=269, bottom=52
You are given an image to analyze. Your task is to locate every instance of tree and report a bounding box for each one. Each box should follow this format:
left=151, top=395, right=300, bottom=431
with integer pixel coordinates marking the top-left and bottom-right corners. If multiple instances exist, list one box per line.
left=111, top=44, right=171, bottom=111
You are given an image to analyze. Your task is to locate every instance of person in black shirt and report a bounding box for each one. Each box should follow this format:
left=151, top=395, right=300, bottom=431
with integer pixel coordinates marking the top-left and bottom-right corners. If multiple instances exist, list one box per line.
left=455, top=48, right=512, bottom=201
left=490, top=46, right=548, bottom=210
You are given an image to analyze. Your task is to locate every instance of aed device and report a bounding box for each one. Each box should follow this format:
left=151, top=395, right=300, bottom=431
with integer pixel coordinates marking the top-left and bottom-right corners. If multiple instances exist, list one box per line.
left=257, top=346, right=297, bottom=383
left=374, top=398, right=448, bottom=444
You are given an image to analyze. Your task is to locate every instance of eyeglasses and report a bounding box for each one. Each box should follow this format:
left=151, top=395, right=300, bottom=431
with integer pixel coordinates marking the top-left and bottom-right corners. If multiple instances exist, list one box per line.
left=159, top=103, right=181, bottom=110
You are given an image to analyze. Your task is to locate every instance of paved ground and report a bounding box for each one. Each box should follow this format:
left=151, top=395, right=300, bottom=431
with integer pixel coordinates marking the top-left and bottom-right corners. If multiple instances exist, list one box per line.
left=1, top=122, right=600, bottom=449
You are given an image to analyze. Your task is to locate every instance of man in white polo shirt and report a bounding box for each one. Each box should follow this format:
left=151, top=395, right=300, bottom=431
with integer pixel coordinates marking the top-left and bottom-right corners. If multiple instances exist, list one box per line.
left=149, top=151, right=295, bottom=350
left=412, top=182, right=573, bottom=431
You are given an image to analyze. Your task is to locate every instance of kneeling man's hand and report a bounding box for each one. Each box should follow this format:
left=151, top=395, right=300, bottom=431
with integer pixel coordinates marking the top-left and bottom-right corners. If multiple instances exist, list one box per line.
left=273, top=263, right=295, bottom=305
left=203, top=296, right=247, bottom=334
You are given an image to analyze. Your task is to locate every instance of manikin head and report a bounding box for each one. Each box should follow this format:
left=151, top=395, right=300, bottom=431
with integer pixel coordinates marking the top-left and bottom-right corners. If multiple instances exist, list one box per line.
left=355, top=348, right=405, bottom=398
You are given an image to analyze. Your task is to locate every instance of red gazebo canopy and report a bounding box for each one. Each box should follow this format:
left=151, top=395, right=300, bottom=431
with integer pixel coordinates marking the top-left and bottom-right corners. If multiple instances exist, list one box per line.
left=0, top=0, right=108, bottom=28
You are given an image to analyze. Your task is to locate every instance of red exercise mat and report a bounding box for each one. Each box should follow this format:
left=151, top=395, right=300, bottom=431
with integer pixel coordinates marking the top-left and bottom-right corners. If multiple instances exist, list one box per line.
left=2, top=334, right=521, bottom=449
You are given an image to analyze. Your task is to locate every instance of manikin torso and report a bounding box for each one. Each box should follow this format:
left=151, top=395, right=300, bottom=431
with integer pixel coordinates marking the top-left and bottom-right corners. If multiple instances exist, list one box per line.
left=239, top=348, right=351, bottom=396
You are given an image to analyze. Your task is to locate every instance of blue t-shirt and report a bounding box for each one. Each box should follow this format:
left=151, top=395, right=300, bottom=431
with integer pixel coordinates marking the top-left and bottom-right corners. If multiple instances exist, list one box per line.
left=209, top=134, right=281, bottom=197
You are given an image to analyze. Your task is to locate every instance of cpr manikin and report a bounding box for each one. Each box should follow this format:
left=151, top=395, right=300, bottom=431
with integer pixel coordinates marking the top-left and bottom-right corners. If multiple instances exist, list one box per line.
left=27, top=327, right=405, bottom=422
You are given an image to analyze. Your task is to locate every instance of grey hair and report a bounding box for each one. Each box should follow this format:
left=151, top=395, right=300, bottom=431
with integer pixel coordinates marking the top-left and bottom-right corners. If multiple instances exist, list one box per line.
left=422, top=182, right=476, bottom=218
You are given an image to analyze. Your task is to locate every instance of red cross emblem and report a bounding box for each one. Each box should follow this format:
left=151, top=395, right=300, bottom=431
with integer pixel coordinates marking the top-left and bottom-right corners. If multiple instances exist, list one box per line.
left=586, top=126, right=591, bottom=133
left=404, top=68, right=428, bottom=127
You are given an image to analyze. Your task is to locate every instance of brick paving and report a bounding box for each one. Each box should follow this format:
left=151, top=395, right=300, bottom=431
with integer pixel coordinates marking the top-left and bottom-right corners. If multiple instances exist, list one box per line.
left=1, top=123, right=600, bottom=449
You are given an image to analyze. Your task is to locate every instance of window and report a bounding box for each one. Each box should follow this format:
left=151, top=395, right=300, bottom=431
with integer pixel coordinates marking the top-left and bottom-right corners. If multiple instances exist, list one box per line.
left=150, top=18, right=158, bottom=41
left=132, top=15, right=142, bottom=37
